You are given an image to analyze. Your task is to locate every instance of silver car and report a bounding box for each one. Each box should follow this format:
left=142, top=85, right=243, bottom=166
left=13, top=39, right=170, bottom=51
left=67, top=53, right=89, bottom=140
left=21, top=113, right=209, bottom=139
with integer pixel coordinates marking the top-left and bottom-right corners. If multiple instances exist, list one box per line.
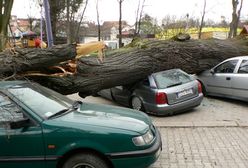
left=197, top=56, right=248, bottom=102
left=99, top=69, right=203, bottom=116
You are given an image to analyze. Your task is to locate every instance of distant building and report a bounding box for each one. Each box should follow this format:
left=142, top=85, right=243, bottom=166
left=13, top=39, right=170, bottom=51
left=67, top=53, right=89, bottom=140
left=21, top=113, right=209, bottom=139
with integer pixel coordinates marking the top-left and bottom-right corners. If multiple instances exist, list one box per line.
left=78, top=22, right=99, bottom=43
left=8, top=15, right=40, bottom=38
left=79, top=21, right=135, bottom=47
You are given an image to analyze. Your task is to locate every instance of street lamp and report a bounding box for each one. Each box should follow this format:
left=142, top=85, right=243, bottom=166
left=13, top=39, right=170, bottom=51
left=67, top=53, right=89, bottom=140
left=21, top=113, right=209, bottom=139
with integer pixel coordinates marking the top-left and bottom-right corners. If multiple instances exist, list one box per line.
left=38, top=0, right=43, bottom=48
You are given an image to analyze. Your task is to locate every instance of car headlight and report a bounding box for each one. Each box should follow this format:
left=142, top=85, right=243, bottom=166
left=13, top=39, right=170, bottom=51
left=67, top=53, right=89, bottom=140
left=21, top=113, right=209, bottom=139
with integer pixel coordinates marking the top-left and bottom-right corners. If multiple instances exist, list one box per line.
left=132, top=129, right=154, bottom=146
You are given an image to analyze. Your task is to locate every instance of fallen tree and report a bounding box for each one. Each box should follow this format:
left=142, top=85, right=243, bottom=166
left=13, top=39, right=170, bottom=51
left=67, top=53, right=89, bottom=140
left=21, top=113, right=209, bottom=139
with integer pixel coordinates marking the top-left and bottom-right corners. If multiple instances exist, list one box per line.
left=1, top=38, right=248, bottom=96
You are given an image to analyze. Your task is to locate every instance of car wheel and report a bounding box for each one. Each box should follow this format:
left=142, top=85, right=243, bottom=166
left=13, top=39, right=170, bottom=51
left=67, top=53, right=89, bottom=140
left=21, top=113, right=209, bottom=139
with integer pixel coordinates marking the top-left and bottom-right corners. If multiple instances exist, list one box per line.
left=63, top=153, right=109, bottom=168
left=131, top=96, right=144, bottom=111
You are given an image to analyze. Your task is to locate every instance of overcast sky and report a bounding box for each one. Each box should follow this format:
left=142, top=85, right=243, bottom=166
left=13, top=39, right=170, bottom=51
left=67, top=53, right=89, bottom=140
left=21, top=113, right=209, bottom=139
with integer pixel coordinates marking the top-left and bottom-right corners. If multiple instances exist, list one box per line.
left=12, top=0, right=248, bottom=25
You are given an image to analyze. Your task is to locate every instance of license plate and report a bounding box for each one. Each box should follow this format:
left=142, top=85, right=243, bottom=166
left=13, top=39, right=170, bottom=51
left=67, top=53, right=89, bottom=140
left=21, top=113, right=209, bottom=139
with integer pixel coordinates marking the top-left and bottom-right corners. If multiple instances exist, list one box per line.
left=177, top=88, right=193, bottom=98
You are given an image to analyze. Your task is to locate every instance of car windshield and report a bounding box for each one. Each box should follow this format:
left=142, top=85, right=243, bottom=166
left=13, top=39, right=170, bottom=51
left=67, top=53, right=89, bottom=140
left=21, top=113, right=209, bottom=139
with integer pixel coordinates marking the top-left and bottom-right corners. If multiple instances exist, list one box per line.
left=152, top=69, right=193, bottom=89
left=7, top=83, right=74, bottom=119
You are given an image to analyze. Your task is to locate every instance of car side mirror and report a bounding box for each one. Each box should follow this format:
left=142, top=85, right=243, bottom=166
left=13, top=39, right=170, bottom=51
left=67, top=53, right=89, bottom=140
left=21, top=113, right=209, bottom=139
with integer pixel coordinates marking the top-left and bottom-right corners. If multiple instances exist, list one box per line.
left=210, top=69, right=215, bottom=74
left=10, top=118, right=30, bottom=129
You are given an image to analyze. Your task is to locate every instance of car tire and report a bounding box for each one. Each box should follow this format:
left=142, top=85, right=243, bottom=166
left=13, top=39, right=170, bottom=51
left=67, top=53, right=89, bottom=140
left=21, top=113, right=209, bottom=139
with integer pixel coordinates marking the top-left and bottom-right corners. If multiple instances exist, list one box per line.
left=62, top=153, right=109, bottom=168
left=131, top=96, right=145, bottom=111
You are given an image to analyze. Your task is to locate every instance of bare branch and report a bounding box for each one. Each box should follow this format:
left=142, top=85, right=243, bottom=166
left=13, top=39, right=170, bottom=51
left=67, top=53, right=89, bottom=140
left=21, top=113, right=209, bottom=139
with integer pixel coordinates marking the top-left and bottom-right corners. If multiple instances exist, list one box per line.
left=75, top=0, right=89, bottom=39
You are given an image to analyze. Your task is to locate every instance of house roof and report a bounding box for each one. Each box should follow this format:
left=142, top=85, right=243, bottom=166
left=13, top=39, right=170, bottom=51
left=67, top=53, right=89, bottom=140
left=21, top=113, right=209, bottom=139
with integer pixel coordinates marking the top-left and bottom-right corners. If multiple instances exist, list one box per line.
left=102, top=21, right=128, bottom=29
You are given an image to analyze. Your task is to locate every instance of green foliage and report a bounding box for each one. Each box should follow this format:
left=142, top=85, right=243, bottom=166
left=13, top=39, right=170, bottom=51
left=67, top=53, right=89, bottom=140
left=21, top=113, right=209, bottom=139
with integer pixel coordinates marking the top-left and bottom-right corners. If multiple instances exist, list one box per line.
left=125, top=37, right=148, bottom=49
left=139, top=14, right=160, bottom=35
left=49, top=0, right=84, bottom=20
left=156, top=27, right=232, bottom=40
left=69, top=0, right=84, bottom=13
left=49, top=0, right=66, bottom=18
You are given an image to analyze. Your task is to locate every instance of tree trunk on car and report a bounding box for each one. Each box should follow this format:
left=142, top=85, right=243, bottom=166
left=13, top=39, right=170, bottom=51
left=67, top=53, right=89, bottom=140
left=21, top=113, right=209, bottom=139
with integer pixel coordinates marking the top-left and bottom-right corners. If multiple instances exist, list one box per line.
left=0, top=44, right=76, bottom=76
left=1, top=38, right=248, bottom=96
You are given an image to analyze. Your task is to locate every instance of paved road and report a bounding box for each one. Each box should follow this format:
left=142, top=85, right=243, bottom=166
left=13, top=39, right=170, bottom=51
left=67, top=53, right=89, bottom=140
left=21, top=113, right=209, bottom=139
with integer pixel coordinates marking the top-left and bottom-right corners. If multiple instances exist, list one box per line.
left=67, top=94, right=248, bottom=168
left=152, top=127, right=248, bottom=168
left=152, top=97, right=248, bottom=127
left=68, top=94, right=248, bottom=127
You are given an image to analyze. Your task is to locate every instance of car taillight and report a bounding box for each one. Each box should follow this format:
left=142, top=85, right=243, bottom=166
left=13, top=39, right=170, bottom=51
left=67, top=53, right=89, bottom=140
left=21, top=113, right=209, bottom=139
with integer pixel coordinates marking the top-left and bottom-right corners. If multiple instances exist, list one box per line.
left=197, top=81, right=202, bottom=94
left=156, top=92, right=168, bottom=104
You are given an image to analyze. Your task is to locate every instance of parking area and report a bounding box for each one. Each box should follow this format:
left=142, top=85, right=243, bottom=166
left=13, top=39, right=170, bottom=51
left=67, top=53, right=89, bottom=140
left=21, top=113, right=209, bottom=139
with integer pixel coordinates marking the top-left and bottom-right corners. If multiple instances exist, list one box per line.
left=68, top=94, right=248, bottom=168
left=68, top=95, right=248, bottom=127
left=153, top=127, right=248, bottom=168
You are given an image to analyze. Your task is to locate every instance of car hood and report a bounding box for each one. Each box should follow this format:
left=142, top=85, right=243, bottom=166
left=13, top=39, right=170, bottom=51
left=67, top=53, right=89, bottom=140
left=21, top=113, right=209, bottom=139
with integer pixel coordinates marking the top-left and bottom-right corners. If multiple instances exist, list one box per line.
left=49, top=103, right=151, bottom=134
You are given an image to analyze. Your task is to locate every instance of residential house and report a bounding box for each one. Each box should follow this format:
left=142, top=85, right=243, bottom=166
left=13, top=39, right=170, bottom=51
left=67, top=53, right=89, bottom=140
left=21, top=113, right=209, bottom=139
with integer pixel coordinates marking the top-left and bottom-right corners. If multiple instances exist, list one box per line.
left=79, top=21, right=134, bottom=47
left=78, top=22, right=99, bottom=43
left=9, top=15, right=39, bottom=38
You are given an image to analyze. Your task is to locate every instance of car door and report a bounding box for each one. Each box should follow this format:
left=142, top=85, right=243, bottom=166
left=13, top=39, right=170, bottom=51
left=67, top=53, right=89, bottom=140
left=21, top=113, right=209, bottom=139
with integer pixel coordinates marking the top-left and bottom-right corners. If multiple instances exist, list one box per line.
left=0, top=93, right=45, bottom=168
left=230, top=59, right=248, bottom=100
left=206, top=59, right=239, bottom=96
left=133, top=78, right=154, bottom=105
left=111, top=86, right=132, bottom=106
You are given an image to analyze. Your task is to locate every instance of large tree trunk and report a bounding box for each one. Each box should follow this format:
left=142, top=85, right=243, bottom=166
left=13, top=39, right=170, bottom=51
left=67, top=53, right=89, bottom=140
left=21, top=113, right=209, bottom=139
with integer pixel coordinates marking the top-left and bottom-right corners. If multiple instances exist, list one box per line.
left=229, top=0, right=243, bottom=38
left=0, top=44, right=76, bottom=76
left=118, top=0, right=123, bottom=47
left=198, top=0, right=206, bottom=39
left=1, top=39, right=248, bottom=96
left=0, top=0, right=14, bottom=51
left=34, top=39, right=248, bottom=96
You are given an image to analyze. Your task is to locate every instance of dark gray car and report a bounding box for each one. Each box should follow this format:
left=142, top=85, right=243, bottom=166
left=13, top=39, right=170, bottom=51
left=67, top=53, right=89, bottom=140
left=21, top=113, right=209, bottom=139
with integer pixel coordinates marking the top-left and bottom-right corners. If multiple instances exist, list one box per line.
left=197, top=56, right=248, bottom=102
left=99, top=69, right=203, bottom=116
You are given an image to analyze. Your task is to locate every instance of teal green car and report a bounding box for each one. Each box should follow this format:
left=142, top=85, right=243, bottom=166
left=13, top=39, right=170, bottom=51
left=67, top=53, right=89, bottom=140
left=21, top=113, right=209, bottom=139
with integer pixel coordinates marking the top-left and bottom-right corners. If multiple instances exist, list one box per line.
left=0, top=81, right=161, bottom=168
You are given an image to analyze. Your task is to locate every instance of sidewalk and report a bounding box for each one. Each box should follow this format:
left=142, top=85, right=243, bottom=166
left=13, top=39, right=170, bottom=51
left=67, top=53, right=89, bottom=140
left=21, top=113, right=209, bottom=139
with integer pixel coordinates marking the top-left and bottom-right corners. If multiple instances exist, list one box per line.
left=151, top=127, right=248, bottom=168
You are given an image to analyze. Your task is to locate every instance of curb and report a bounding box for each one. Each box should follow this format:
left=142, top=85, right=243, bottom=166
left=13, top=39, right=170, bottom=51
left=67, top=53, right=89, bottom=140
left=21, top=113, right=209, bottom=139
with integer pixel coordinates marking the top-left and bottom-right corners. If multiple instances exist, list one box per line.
left=153, top=121, right=248, bottom=128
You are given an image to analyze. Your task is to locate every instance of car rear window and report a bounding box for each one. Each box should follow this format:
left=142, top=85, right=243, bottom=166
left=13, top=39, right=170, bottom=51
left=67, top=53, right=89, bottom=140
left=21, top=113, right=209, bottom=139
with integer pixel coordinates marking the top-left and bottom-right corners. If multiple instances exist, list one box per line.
left=152, top=69, right=193, bottom=89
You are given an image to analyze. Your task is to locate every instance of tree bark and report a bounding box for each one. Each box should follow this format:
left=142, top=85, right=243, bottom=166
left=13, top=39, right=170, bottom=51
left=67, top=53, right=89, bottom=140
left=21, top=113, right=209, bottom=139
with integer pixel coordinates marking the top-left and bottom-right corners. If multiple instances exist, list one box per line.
left=0, top=0, right=14, bottom=51
left=96, top=0, right=101, bottom=41
left=28, top=39, right=248, bottom=96
left=198, top=0, right=206, bottom=39
left=0, top=44, right=76, bottom=76
left=1, top=39, right=248, bottom=96
left=118, top=0, right=124, bottom=47
left=229, top=0, right=243, bottom=38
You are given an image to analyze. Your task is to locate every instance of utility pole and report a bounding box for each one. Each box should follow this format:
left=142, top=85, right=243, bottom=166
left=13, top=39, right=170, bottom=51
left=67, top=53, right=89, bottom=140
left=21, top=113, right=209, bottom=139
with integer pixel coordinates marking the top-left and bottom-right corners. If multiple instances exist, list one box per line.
left=38, top=0, right=43, bottom=48
left=43, top=0, right=54, bottom=47
left=66, top=0, right=71, bottom=44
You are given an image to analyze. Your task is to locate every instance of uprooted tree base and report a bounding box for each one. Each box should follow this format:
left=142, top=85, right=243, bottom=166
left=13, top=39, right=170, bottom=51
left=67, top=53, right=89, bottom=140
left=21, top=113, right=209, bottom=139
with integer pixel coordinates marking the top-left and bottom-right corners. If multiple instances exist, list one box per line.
left=1, top=38, right=248, bottom=96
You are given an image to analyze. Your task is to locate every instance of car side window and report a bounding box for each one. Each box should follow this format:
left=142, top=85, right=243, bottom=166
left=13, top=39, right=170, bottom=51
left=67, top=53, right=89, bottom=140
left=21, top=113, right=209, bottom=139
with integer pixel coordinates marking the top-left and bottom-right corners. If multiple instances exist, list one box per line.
left=238, top=60, right=248, bottom=74
left=214, top=60, right=238, bottom=73
left=0, top=93, right=24, bottom=127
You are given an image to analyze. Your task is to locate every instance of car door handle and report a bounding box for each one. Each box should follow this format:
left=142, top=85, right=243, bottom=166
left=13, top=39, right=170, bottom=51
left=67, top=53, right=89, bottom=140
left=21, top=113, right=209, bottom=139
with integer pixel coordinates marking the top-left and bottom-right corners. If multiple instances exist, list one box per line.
left=226, top=77, right=231, bottom=80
